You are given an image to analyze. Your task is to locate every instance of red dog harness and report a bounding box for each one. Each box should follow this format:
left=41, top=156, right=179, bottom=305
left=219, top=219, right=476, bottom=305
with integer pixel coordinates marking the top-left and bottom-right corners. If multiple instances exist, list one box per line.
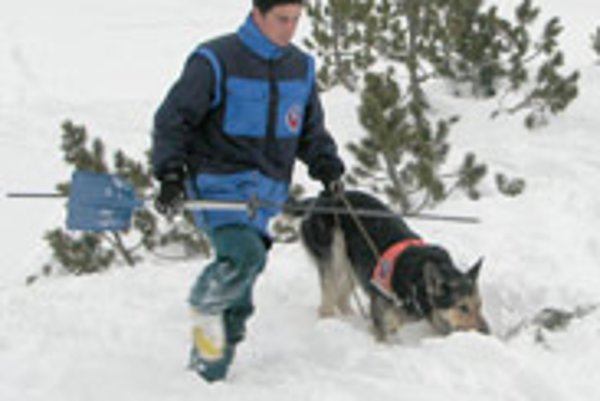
left=371, top=238, right=426, bottom=300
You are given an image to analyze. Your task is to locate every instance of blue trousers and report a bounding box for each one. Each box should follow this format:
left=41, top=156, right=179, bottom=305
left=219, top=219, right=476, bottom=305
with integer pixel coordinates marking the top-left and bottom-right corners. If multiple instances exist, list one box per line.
left=189, top=224, right=267, bottom=347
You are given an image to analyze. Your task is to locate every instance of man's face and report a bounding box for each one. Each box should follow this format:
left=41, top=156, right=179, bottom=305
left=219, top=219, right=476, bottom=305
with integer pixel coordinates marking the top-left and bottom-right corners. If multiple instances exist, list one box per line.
left=253, top=4, right=303, bottom=47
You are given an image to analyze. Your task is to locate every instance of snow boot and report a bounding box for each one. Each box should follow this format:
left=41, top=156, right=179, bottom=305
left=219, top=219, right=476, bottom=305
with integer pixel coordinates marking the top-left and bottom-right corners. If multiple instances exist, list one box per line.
left=188, top=311, right=233, bottom=382
left=187, top=225, right=268, bottom=382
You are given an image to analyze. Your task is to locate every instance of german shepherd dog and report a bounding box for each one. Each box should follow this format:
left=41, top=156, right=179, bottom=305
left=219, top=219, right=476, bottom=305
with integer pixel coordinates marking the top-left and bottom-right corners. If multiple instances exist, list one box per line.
left=299, top=190, right=489, bottom=341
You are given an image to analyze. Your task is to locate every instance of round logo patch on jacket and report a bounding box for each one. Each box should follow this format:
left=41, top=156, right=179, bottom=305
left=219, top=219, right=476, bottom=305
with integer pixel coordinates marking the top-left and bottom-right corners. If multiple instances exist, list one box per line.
left=285, top=104, right=302, bottom=133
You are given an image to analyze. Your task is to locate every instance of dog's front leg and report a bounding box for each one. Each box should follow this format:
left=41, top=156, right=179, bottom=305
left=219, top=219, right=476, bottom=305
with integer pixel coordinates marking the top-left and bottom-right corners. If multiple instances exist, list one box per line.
left=370, top=295, right=391, bottom=342
left=370, top=294, right=406, bottom=342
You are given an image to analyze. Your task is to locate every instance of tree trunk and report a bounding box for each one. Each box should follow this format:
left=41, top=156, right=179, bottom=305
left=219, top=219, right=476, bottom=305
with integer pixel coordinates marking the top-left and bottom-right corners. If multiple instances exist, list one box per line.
left=382, top=151, right=409, bottom=212
left=111, top=232, right=136, bottom=267
left=405, top=0, right=428, bottom=130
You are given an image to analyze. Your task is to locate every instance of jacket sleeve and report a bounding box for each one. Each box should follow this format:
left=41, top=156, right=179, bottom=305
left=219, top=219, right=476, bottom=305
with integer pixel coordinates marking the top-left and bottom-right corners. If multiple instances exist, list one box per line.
left=152, top=53, right=215, bottom=179
left=296, top=84, right=345, bottom=180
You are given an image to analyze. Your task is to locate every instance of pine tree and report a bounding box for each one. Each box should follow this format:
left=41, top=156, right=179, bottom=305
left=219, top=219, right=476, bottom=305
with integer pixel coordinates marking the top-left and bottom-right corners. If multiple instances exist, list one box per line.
left=306, top=0, right=577, bottom=210
left=307, top=0, right=489, bottom=211
left=488, top=4, right=580, bottom=128
left=39, top=121, right=210, bottom=279
left=304, top=0, right=375, bottom=91
left=349, top=69, right=450, bottom=211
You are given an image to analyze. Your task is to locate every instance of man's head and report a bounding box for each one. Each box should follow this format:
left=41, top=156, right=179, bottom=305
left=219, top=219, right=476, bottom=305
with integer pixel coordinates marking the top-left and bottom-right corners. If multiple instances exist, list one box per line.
left=253, top=0, right=304, bottom=14
left=252, top=0, right=304, bottom=47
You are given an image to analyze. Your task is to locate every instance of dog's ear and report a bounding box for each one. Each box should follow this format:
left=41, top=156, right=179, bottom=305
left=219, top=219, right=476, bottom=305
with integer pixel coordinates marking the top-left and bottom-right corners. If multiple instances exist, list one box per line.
left=467, top=257, right=484, bottom=282
left=424, top=261, right=445, bottom=296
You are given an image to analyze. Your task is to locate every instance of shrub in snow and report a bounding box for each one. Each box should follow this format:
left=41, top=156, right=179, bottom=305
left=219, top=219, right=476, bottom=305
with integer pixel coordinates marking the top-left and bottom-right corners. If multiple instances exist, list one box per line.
left=36, top=121, right=210, bottom=280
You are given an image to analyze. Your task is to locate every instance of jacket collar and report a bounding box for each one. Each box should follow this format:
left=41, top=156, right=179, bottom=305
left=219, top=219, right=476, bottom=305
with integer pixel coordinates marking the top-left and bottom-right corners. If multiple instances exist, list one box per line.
left=237, top=14, right=287, bottom=60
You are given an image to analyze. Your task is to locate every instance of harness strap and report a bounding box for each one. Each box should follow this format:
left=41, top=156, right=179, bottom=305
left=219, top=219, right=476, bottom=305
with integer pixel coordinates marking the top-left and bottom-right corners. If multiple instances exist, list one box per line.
left=371, top=239, right=425, bottom=302
left=335, top=192, right=426, bottom=319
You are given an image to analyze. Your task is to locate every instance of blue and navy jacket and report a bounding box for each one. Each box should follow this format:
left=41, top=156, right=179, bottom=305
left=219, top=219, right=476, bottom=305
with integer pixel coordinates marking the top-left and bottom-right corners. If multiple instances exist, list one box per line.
left=152, top=15, right=343, bottom=237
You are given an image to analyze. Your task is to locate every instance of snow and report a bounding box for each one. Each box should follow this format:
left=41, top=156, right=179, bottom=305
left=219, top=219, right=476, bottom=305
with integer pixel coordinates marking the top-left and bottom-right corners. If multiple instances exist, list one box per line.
left=2, top=0, right=600, bottom=399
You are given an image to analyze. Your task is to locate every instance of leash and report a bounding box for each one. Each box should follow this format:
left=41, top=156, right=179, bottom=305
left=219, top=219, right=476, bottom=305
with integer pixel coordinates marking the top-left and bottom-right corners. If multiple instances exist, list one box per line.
left=337, top=192, right=382, bottom=263
left=335, top=191, right=426, bottom=318
left=334, top=191, right=382, bottom=321
left=330, top=210, right=369, bottom=321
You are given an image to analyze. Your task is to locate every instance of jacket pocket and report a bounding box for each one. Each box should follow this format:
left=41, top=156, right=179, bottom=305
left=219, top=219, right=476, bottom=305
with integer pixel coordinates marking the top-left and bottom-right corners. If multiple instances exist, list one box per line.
left=224, top=78, right=269, bottom=138
left=277, top=80, right=309, bottom=138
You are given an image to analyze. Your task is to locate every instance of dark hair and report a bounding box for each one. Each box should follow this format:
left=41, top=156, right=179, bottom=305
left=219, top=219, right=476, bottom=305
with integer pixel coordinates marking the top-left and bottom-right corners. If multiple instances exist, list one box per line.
left=253, top=0, right=304, bottom=14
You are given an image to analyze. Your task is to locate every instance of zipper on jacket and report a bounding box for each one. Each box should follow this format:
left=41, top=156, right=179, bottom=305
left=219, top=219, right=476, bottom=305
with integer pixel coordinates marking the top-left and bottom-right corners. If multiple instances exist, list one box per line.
left=266, top=59, right=279, bottom=158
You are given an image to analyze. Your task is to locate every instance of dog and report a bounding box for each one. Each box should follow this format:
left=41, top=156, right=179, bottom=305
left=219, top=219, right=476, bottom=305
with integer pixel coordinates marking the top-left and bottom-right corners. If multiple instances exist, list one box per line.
left=299, top=190, right=489, bottom=342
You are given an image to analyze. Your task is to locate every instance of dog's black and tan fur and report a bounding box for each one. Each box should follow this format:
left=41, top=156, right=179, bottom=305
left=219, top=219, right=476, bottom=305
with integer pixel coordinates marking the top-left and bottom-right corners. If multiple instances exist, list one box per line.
left=300, top=190, right=489, bottom=341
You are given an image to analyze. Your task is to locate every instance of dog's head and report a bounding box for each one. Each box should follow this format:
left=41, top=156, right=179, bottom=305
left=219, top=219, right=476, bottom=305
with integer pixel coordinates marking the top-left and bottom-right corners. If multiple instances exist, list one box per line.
left=423, top=258, right=489, bottom=335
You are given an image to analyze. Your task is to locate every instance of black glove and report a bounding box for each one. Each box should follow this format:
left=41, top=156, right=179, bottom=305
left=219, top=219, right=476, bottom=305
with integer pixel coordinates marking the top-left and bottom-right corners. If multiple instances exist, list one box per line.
left=155, top=167, right=186, bottom=218
left=310, top=156, right=345, bottom=193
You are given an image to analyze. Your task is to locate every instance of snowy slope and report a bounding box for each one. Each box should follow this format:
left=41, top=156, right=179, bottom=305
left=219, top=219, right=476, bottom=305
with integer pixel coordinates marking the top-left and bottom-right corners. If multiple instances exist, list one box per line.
left=2, top=1, right=600, bottom=400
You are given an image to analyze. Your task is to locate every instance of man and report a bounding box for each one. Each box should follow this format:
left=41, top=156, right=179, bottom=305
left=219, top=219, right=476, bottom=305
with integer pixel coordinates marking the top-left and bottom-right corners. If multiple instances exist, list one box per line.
left=152, top=0, right=344, bottom=382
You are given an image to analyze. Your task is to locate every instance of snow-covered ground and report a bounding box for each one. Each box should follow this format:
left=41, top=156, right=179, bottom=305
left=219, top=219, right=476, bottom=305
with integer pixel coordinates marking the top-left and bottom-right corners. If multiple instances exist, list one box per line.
left=1, top=1, right=600, bottom=399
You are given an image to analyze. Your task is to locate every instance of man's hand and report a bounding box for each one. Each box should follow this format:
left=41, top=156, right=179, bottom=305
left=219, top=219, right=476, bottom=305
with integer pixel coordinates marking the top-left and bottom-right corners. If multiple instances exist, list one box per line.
left=310, top=156, right=345, bottom=196
left=155, top=168, right=186, bottom=218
